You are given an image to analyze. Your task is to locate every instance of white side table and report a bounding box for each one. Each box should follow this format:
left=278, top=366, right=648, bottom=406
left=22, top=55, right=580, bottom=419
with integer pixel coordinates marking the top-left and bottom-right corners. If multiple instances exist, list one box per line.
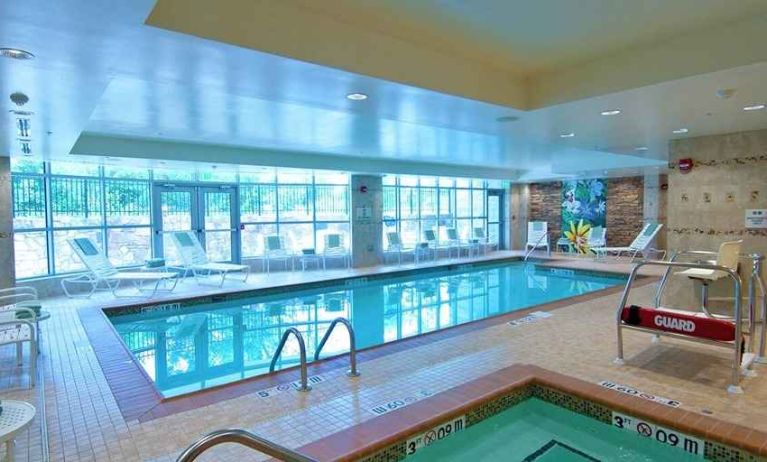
left=0, top=400, right=36, bottom=462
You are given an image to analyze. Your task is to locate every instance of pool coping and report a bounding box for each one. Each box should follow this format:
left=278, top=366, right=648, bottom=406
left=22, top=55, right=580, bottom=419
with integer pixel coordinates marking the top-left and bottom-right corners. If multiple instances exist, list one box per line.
left=294, top=364, right=767, bottom=461
left=78, top=258, right=643, bottom=423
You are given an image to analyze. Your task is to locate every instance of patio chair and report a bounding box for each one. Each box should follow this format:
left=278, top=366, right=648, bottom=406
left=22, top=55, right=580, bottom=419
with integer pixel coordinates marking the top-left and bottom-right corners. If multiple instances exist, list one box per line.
left=525, top=222, right=550, bottom=255
left=445, top=228, right=470, bottom=259
left=592, top=223, right=664, bottom=260
left=264, top=235, right=294, bottom=273
left=322, top=233, right=351, bottom=269
left=0, top=316, right=36, bottom=387
left=385, top=231, right=415, bottom=265
left=472, top=227, right=496, bottom=256
left=587, top=226, right=607, bottom=249
left=63, top=238, right=179, bottom=297
left=170, top=231, right=250, bottom=285
left=419, top=229, right=441, bottom=261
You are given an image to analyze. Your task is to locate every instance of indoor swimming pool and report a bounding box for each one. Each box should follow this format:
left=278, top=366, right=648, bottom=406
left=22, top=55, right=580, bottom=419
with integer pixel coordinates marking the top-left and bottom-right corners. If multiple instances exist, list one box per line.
left=107, top=261, right=626, bottom=397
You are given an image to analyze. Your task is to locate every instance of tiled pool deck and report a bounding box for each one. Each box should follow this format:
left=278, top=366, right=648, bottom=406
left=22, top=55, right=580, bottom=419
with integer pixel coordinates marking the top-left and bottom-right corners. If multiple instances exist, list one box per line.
left=2, top=251, right=766, bottom=461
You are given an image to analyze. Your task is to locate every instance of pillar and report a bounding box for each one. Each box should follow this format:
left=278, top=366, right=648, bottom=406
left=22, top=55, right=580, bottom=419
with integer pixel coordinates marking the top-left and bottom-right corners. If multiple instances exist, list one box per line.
left=0, top=156, right=16, bottom=287
left=350, top=174, right=383, bottom=267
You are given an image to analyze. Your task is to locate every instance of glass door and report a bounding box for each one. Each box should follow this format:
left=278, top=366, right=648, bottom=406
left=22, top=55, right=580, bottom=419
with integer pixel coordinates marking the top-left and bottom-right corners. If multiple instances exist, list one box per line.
left=487, top=190, right=505, bottom=249
left=199, top=186, right=240, bottom=263
left=153, top=184, right=241, bottom=264
left=154, top=186, right=198, bottom=266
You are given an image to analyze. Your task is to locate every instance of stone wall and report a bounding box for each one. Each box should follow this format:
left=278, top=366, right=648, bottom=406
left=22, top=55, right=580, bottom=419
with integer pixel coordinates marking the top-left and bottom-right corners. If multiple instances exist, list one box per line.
left=606, top=177, right=644, bottom=247
left=664, top=129, right=767, bottom=311
left=0, top=156, right=14, bottom=288
left=527, top=177, right=645, bottom=246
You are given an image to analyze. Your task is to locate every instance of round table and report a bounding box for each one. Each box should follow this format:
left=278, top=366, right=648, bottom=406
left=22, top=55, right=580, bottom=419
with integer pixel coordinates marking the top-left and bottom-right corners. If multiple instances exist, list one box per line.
left=0, top=400, right=36, bottom=462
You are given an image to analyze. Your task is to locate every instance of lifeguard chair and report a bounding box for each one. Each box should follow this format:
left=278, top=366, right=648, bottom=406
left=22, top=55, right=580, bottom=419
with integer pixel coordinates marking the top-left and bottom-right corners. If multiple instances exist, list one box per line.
left=615, top=259, right=759, bottom=394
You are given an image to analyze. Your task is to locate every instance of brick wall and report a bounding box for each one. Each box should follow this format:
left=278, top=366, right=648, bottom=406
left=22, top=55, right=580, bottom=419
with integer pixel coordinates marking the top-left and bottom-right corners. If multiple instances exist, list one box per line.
left=527, top=177, right=644, bottom=246
left=528, top=182, right=562, bottom=240
left=606, top=177, right=644, bottom=247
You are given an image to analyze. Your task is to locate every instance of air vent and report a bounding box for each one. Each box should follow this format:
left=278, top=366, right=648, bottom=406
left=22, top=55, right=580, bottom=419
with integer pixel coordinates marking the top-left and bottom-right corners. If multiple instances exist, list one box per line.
left=20, top=140, right=32, bottom=156
left=16, top=118, right=31, bottom=138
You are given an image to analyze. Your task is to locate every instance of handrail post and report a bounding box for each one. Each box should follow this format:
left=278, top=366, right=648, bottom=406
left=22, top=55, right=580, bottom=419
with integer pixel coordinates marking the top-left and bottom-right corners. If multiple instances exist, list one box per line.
left=269, top=328, right=311, bottom=392
left=752, top=254, right=767, bottom=363
left=176, top=429, right=317, bottom=462
left=314, top=317, right=360, bottom=377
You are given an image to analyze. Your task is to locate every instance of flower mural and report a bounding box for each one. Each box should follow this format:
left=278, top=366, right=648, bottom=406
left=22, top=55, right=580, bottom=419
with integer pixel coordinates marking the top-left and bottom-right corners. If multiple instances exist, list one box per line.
left=561, top=179, right=607, bottom=253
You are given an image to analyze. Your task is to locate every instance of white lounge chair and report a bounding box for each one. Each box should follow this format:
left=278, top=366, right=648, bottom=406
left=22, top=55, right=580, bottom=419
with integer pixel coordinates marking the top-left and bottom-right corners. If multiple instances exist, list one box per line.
left=63, top=238, right=179, bottom=297
left=587, top=226, right=607, bottom=249
left=322, top=233, right=351, bottom=269
left=170, top=231, right=250, bottom=286
left=592, top=223, right=664, bottom=260
left=264, top=235, right=294, bottom=273
left=526, top=222, right=550, bottom=255
left=385, top=231, right=415, bottom=265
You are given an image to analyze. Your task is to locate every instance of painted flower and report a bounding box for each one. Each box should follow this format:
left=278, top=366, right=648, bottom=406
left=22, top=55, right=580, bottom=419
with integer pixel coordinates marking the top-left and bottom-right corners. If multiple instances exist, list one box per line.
left=562, top=197, right=581, bottom=215
left=564, top=219, right=592, bottom=253
left=588, top=179, right=605, bottom=200
left=597, top=200, right=606, bottom=214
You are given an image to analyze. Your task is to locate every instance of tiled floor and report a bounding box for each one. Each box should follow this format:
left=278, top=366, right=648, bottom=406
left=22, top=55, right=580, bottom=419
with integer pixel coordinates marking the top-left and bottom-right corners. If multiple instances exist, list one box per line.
left=2, top=251, right=765, bottom=461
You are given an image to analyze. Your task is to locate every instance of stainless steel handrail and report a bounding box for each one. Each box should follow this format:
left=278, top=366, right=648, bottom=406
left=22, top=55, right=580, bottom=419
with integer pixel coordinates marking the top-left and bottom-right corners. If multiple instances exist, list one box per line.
left=750, top=254, right=767, bottom=362
left=269, top=327, right=311, bottom=392
left=176, top=429, right=317, bottom=462
left=524, top=232, right=550, bottom=261
left=314, top=317, right=360, bottom=377
left=616, top=260, right=746, bottom=393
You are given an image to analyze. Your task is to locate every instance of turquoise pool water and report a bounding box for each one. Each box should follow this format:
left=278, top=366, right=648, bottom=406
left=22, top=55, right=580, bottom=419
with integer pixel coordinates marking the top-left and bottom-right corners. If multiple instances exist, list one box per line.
left=108, top=262, right=625, bottom=397
left=409, top=398, right=699, bottom=461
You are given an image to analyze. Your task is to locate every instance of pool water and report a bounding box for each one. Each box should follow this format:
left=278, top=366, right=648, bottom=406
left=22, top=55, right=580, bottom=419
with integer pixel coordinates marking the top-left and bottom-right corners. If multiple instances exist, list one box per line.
left=409, top=398, right=699, bottom=461
left=108, top=262, right=625, bottom=396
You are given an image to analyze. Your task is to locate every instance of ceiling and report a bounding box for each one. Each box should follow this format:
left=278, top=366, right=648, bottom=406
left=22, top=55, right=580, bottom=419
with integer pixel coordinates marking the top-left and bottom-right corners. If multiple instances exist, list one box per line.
left=1, top=0, right=766, bottom=181
left=293, top=0, right=767, bottom=75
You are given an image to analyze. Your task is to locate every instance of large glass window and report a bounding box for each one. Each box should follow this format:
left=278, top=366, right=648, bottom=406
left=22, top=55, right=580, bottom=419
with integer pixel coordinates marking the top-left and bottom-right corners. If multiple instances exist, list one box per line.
left=382, top=175, right=489, bottom=247
left=11, top=161, right=153, bottom=277
left=239, top=169, right=349, bottom=257
left=12, top=161, right=352, bottom=278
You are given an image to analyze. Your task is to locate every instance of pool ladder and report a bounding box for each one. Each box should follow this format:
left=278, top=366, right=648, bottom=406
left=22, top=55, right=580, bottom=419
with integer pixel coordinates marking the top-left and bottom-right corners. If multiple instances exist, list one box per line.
left=269, top=318, right=360, bottom=392
left=175, top=429, right=317, bottom=462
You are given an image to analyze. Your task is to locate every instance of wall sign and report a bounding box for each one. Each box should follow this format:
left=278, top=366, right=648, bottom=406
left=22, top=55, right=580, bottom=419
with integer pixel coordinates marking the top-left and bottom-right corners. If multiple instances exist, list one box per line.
left=612, top=412, right=703, bottom=457
left=745, top=209, right=767, bottom=229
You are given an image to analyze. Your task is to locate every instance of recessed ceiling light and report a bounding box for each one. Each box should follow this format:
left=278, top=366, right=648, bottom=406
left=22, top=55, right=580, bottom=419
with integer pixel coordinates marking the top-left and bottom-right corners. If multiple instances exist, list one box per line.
left=601, top=109, right=621, bottom=116
left=672, top=128, right=689, bottom=134
left=560, top=132, right=575, bottom=138
left=0, top=48, right=34, bottom=60
left=346, top=93, right=368, bottom=101
left=743, top=104, right=765, bottom=111
left=635, top=146, right=648, bottom=151
left=496, top=115, right=520, bottom=123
